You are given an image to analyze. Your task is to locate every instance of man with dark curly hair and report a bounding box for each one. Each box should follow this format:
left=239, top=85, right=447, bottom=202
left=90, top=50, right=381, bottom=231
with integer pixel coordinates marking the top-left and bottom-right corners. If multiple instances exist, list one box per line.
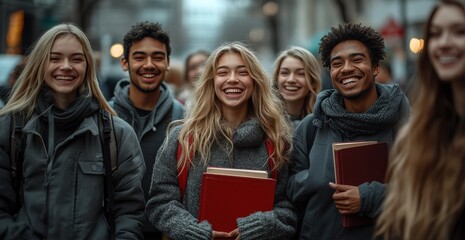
left=109, top=21, right=184, bottom=239
left=287, top=23, right=410, bottom=239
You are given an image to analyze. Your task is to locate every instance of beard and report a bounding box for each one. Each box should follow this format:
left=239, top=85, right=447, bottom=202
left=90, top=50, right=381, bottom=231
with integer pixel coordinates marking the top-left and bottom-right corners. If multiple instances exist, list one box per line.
left=129, top=72, right=161, bottom=93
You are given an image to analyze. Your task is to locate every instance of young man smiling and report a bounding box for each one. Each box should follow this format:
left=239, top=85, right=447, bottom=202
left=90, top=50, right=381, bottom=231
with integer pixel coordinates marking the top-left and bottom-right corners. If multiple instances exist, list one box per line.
left=110, top=21, right=184, bottom=240
left=287, top=23, right=410, bottom=240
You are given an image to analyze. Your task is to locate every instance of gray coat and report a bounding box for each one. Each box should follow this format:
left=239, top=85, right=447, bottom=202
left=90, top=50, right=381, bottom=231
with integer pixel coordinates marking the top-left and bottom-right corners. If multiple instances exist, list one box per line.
left=287, top=84, right=410, bottom=240
left=0, top=112, right=146, bottom=240
left=111, top=79, right=184, bottom=199
left=111, top=79, right=184, bottom=234
left=146, top=118, right=298, bottom=240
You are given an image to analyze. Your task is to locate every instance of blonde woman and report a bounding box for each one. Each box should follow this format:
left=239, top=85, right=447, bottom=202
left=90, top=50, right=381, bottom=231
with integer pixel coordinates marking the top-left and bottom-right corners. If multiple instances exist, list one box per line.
left=0, top=23, right=145, bottom=239
left=272, top=46, right=321, bottom=129
left=146, top=42, right=297, bottom=239
left=376, top=1, right=465, bottom=239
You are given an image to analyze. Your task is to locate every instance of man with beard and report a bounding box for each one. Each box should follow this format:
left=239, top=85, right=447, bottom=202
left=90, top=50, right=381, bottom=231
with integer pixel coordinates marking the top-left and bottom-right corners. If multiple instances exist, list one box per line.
left=111, top=21, right=184, bottom=240
left=286, top=23, right=409, bottom=240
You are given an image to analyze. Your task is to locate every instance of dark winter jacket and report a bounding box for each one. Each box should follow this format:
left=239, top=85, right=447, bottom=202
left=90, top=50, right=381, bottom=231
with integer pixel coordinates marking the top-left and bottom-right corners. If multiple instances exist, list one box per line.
left=110, top=79, right=184, bottom=234
left=287, top=84, right=410, bottom=240
left=0, top=96, right=146, bottom=239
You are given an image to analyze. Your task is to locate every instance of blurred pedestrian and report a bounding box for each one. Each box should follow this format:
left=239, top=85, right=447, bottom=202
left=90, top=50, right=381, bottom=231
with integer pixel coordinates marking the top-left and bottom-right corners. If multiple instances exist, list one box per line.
left=0, top=23, right=145, bottom=239
left=287, top=23, right=409, bottom=240
left=185, top=50, right=210, bottom=84
left=376, top=1, right=465, bottom=239
left=165, top=59, right=184, bottom=96
left=146, top=42, right=297, bottom=239
left=272, top=46, right=321, bottom=129
left=0, top=57, right=27, bottom=108
left=177, top=50, right=210, bottom=115
left=109, top=21, right=184, bottom=240
left=375, top=61, right=393, bottom=84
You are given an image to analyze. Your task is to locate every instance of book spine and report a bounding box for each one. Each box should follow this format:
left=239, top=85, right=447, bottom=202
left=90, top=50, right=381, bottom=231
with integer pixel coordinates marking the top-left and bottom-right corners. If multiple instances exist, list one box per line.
left=334, top=150, right=344, bottom=184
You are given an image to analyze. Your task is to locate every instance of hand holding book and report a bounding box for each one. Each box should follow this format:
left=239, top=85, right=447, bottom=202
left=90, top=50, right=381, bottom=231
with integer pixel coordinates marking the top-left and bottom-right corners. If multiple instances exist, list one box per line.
left=199, top=167, right=276, bottom=236
left=212, top=229, right=238, bottom=240
left=332, top=141, right=388, bottom=227
left=329, top=182, right=361, bottom=215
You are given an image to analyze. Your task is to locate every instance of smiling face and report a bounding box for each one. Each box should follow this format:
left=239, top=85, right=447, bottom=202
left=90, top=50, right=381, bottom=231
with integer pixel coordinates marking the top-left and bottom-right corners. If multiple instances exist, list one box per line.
left=44, top=34, right=86, bottom=107
left=121, top=37, right=169, bottom=95
left=214, top=52, right=254, bottom=114
left=330, top=40, right=379, bottom=101
left=428, top=4, right=465, bottom=83
left=277, top=56, right=310, bottom=103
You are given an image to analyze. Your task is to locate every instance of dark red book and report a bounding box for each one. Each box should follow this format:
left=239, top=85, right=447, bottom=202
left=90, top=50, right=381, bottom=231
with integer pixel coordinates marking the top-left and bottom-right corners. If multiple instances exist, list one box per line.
left=332, top=141, right=388, bottom=227
left=198, top=167, right=276, bottom=235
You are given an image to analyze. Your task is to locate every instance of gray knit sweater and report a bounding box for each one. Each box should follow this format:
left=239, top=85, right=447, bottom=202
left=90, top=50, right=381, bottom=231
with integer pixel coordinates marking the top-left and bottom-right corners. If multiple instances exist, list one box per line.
left=146, top=118, right=298, bottom=240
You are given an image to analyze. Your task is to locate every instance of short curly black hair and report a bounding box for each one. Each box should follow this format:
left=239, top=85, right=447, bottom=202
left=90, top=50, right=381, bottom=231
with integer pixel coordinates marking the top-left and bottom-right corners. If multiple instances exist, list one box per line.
left=318, top=23, right=386, bottom=68
left=122, top=21, right=171, bottom=61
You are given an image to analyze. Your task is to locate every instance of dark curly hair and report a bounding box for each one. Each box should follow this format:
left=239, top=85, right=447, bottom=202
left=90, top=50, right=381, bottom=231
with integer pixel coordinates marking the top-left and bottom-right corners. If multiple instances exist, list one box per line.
left=122, top=21, right=171, bottom=60
left=318, top=23, right=386, bottom=68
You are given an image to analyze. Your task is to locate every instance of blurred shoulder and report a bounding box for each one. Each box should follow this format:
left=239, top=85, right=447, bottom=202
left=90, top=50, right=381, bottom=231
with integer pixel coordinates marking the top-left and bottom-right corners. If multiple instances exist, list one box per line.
left=171, top=99, right=185, bottom=120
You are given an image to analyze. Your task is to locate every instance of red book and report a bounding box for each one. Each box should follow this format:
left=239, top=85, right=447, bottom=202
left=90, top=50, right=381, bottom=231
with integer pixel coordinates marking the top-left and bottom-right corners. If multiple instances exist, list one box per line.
left=332, top=141, right=388, bottom=227
left=198, top=167, right=276, bottom=235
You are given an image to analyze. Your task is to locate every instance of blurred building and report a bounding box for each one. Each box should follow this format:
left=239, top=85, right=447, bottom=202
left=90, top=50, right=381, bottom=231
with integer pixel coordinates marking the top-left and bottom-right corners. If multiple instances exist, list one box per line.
left=1, top=0, right=436, bottom=85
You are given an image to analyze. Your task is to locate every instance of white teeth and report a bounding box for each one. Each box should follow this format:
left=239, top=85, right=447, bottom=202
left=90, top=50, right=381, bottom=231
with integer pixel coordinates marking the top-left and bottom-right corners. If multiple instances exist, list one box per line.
left=225, top=88, right=242, bottom=93
left=342, top=78, right=357, bottom=85
left=285, top=86, right=300, bottom=91
left=439, top=56, right=457, bottom=64
left=56, top=76, right=74, bottom=80
left=142, top=74, right=155, bottom=78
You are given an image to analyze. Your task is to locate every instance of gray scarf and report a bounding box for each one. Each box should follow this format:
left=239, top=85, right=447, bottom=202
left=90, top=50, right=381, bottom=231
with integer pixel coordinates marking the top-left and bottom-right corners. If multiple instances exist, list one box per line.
left=314, top=84, right=404, bottom=139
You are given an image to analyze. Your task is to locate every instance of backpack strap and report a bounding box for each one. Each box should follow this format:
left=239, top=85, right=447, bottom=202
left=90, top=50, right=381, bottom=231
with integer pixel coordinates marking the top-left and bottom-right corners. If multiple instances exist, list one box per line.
left=99, top=110, right=117, bottom=240
left=10, top=112, right=26, bottom=212
left=176, top=136, right=193, bottom=199
left=177, top=138, right=277, bottom=198
left=305, top=115, right=318, bottom=154
left=265, top=139, right=277, bottom=179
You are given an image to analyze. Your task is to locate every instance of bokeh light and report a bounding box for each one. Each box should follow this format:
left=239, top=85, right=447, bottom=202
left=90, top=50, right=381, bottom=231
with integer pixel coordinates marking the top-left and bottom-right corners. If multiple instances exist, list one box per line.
left=110, top=43, right=124, bottom=58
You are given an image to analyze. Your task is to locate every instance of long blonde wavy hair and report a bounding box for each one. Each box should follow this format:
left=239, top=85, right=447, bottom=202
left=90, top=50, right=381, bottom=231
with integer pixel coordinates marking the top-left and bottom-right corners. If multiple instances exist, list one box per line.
left=0, top=23, right=115, bottom=118
left=176, top=42, right=292, bottom=172
left=376, top=1, right=465, bottom=239
left=272, top=46, right=321, bottom=118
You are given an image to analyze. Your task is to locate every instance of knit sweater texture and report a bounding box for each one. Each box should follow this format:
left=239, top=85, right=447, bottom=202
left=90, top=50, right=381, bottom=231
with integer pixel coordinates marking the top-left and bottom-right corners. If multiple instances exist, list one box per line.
left=146, top=118, right=298, bottom=240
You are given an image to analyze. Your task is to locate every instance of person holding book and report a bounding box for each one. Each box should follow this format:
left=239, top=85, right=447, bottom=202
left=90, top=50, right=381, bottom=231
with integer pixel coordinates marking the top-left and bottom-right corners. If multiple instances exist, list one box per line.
left=286, top=23, right=410, bottom=239
left=0, top=23, right=145, bottom=239
left=146, top=42, right=298, bottom=239
left=272, top=46, right=322, bottom=130
left=376, top=1, right=465, bottom=239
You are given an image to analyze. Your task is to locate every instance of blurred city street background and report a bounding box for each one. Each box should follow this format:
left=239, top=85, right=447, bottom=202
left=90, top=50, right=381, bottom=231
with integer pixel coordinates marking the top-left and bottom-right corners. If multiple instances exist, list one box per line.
left=1, top=0, right=436, bottom=96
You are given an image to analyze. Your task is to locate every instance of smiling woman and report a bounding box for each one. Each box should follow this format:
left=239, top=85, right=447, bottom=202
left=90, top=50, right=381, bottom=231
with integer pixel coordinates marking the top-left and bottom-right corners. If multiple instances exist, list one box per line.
left=146, top=42, right=298, bottom=240
left=376, top=1, right=465, bottom=239
left=213, top=51, right=254, bottom=126
left=272, top=46, right=322, bottom=129
left=44, top=34, right=87, bottom=109
left=0, top=23, right=146, bottom=239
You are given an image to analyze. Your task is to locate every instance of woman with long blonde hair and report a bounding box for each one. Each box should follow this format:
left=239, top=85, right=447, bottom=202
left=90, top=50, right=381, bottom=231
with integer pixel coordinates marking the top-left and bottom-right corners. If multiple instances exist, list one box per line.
left=376, top=1, right=465, bottom=239
left=0, top=23, right=145, bottom=239
left=1, top=26, right=113, bottom=117
left=146, top=42, right=297, bottom=239
left=272, top=46, right=321, bottom=129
